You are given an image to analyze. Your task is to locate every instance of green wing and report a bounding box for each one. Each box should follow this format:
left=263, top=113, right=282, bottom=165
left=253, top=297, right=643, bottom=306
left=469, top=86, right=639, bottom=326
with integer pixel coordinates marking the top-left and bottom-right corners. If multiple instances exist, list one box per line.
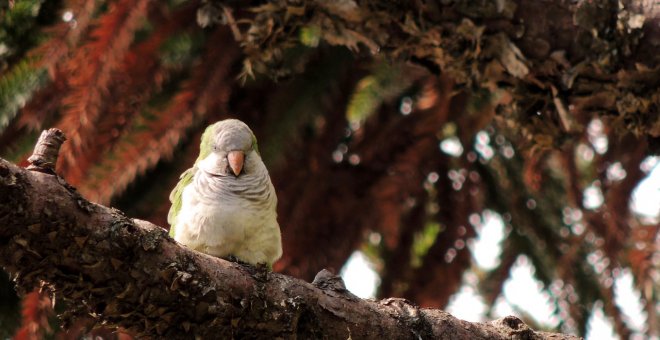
left=167, top=167, right=195, bottom=236
left=168, top=123, right=219, bottom=237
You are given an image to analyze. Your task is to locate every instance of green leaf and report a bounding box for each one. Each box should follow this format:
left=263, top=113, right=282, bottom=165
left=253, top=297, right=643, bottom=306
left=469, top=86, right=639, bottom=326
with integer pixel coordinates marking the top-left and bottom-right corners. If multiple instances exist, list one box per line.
left=410, top=223, right=442, bottom=268
left=299, top=25, right=321, bottom=47
left=346, top=62, right=412, bottom=125
left=159, top=32, right=204, bottom=67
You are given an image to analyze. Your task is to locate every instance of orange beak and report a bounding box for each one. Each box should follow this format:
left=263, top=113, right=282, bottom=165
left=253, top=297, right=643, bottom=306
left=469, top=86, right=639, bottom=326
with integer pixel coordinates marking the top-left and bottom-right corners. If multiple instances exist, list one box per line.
left=227, top=150, right=245, bottom=176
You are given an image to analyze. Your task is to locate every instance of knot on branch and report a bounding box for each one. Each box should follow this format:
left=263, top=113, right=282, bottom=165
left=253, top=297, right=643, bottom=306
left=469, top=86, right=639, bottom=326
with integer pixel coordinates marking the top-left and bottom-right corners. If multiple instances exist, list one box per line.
left=312, top=269, right=347, bottom=291
left=491, top=315, right=535, bottom=339
left=27, top=128, right=66, bottom=174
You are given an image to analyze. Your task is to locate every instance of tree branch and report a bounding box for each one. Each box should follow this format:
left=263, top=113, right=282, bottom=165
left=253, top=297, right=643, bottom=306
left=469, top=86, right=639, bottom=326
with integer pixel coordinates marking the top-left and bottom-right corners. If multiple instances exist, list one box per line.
left=0, top=132, right=581, bottom=338
left=205, top=0, right=660, bottom=151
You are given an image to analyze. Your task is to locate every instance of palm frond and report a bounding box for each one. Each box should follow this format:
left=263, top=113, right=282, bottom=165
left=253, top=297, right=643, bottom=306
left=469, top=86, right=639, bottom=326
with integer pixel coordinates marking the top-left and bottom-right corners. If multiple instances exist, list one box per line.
left=0, top=59, right=47, bottom=133
left=56, top=0, right=152, bottom=184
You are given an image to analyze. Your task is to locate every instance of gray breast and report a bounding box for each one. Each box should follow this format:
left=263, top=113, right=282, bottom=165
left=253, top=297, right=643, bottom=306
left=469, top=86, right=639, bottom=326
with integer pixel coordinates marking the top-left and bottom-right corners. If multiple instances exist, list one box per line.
left=194, top=169, right=273, bottom=207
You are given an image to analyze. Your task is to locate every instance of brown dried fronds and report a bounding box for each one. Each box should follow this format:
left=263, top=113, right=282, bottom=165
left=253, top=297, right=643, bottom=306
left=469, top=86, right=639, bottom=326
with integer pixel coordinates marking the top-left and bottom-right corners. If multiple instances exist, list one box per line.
left=14, top=0, right=101, bottom=132
left=55, top=0, right=152, bottom=185
left=29, top=0, right=99, bottom=75
left=479, top=244, right=519, bottom=308
left=378, top=199, right=428, bottom=299
left=17, top=77, right=65, bottom=131
left=83, top=3, right=199, bottom=179
left=627, top=223, right=659, bottom=336
left=13, top=290, right=53, bottom=340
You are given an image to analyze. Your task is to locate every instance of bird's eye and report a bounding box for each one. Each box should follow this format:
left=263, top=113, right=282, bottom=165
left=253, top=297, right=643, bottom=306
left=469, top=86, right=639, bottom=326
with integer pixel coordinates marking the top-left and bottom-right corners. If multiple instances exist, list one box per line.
left=212, top=145, right=218, bottom=151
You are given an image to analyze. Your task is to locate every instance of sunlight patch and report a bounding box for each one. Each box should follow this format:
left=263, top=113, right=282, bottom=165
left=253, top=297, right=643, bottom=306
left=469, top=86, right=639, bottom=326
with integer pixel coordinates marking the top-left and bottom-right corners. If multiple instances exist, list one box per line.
left=340, top=251, right=380, bottom=299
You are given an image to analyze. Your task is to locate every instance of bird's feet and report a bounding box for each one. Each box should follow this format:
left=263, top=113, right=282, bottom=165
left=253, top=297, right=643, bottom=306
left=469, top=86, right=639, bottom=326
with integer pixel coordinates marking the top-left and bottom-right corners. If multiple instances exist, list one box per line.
left=224, top=254, right=250, bottom=266
left=223, top=255, right=270, bottom=270
left=253, top=262, right=271, bottom=282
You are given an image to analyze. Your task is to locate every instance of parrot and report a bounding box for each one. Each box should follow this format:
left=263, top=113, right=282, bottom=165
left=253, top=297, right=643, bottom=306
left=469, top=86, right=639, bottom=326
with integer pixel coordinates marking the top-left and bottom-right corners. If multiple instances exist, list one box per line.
left=167, top=119, right=282, bottom=266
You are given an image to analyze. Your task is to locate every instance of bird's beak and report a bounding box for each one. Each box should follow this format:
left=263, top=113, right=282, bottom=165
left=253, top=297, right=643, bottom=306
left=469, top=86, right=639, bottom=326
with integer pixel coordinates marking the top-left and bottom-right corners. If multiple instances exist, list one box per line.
left=227, top=150, right=245, bottom=177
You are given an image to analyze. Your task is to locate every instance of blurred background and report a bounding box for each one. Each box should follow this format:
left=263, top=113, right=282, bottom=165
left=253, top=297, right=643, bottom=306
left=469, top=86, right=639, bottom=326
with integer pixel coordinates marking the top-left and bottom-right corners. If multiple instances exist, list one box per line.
left=0, top=0, right=658, bottom=339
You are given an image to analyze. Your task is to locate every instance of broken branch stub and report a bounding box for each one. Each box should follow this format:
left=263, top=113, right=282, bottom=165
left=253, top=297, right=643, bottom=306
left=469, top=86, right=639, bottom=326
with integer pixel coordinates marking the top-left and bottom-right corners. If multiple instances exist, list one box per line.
left=27, top=128, right=66, bottom=174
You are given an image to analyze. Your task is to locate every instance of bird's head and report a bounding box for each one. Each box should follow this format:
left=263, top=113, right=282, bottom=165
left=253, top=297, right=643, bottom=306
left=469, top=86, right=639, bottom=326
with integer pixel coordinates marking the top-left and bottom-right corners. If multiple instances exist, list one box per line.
left=198, top=119, right=259, bottom=178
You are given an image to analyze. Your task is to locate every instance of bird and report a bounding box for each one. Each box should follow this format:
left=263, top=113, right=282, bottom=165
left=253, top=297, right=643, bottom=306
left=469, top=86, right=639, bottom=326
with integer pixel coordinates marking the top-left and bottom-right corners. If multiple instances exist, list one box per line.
left=167, top=119, right=282, bottom=266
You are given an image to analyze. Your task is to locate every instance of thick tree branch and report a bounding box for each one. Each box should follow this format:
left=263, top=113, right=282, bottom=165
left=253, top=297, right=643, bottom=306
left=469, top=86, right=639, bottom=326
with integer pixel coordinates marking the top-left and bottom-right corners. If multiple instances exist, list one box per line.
left=206, top=0, right=660, bottom=151
left=0, top=133, right=581, bottom=338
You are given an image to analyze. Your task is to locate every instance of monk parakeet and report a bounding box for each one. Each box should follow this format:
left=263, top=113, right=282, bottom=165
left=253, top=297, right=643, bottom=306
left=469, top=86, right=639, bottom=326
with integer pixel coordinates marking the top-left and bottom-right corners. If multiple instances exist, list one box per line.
left=168, top=119, right=282, bottom=266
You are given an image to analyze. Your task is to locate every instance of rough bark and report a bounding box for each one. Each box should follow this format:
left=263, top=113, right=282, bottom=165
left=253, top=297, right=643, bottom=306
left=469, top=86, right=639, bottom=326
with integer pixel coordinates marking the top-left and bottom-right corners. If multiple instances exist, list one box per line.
left=209, top=0, right=660, bottom=150
left=0, top=131, right=583, bottom=339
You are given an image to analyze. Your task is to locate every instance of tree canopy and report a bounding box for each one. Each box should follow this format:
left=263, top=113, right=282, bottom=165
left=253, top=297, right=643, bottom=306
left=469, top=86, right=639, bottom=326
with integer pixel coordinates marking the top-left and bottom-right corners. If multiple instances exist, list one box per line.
left=0, top=0, right=658, bottom=338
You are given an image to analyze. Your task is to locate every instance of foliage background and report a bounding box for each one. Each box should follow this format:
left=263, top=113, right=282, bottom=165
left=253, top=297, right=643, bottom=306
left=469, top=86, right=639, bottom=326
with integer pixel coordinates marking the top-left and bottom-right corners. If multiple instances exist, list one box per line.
left=0, top=0, right=658, bottom=338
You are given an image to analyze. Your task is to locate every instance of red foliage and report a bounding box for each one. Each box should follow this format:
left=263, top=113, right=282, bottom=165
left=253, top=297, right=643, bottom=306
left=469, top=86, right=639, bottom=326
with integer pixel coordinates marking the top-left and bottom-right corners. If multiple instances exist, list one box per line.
left=17, top=0, right=100, bottom=131
left=71, top=3, right=198, bottom=201
left=13, top=290, right=52, bottom=340
left=56, top=0, right=152, bottom=185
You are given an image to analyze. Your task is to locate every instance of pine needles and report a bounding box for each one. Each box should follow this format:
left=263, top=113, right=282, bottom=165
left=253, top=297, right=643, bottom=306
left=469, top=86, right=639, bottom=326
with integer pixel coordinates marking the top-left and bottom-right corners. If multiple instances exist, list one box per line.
left=0, top=59, right=47, bottom=132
